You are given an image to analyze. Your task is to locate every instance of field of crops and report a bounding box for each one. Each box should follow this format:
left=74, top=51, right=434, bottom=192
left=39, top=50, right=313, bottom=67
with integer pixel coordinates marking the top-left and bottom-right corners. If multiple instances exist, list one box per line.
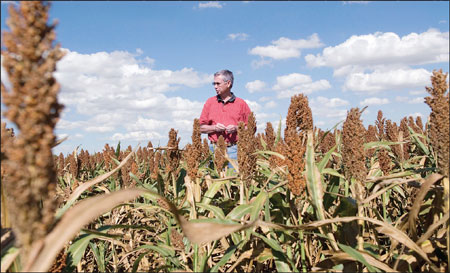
left=1, top=2, right=449, bottom=273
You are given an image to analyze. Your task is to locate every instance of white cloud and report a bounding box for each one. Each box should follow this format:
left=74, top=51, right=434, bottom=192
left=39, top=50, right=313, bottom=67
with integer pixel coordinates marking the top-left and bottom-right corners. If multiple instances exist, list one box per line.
left=228, top=33, right=249, bottom=41
left=111, top=131, right=164, bottom=142
left=245, top=80, right=266, bottom=93
left=264, top=101, right=277, bottom=109
left=258, top=96, right=272, bottom=102
left=408, top=97, right=424, bottom=104
left=272, top=73, right=331, bottom=98
left=360, top=97, right=390, bottom=106
left=314, top=96, right=349, bottom=107
left=198, top=2, right=223, bottom=9
left=409, top=90, right=426, bottom=95
left=251, top=58, right=273, bottom=69
left=310, top=97, right=349, bottom=123
left=249, top=33, right=324, bottom=60
left=343, top=68, right=432, bottom=93
left=305, top=29, right=449, bottom=68
left=85, top=125, right=115, bottom=133
left=46, top=48, right=213, bottom=151
left=395, top=96, right=424, bottom=104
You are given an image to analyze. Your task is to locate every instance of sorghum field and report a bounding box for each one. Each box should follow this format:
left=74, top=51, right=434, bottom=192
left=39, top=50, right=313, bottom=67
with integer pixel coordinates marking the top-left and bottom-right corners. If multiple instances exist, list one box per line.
left=1, top=2, right=449, bottom=272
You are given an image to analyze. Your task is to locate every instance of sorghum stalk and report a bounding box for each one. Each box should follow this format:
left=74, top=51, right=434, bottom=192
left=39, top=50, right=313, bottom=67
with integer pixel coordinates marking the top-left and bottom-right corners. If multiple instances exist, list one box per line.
left=1, top=1, right=64, bottom=262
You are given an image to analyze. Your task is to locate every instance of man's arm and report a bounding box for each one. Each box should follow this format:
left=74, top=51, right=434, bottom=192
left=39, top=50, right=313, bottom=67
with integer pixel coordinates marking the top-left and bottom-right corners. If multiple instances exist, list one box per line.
left=200, top=123, right=226, bottom=134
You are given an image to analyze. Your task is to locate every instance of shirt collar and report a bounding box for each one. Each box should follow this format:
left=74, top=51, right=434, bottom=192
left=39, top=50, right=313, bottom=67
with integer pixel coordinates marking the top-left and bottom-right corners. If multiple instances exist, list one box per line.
left=216, top=92, right=236, bottom=104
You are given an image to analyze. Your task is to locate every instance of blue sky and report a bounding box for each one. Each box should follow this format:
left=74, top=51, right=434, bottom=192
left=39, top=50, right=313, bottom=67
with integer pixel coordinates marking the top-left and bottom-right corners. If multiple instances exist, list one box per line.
left=1, top=1, right=449, bottom=155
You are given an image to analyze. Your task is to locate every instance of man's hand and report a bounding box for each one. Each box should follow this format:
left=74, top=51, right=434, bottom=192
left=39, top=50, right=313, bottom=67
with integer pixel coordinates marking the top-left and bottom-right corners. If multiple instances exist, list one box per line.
left=225, top=124, right=237, bottom=134
left=215, top=123, right=226, bottom=132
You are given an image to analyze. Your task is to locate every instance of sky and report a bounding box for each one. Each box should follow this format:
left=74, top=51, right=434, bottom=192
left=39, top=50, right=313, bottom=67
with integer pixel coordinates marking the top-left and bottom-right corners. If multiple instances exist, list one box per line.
left=1, top=1, right=449, bottom=155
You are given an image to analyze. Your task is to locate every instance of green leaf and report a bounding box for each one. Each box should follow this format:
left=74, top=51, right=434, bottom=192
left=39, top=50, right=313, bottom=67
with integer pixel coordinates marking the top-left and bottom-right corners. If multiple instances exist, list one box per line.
left=208, top=242, right=243, bottom=272
left=305, top=131, right=326, bottom=221
left=196, top=203, right=225, bottom=219
left=322, top=168, right=346, bottom=179
left=129, top=172, right=141, bottom=184
left=132, top=251, right=151, bottom=273
left=226, top=203, right=252, bottom=220
left=115, top=141, right=121, bottom=158
left=201, top=180, right=228, bottom=205
left=89, top=241, right=106, bottom=272
left=253, top=150, right=285, bottom=160
left=137, top=244, right=176, bottom=257
left=338, top=243, right=378, bottom=272
left=251, top=231, right=294, bottom=271
left=250, top=191, right=268, bottom=221
left=317, top=145, right=337, bottom=172
left=363, top=140, right=405, bottom=150
left=111, top=157, right=121, bottom=166
left=334, top=197, right=358, bottom=217
left=259, top=134, right=267, bottom=150
left=67, top=232, right=96, bottom=269
left=408, top=126, right=430, bottom=156
left=66, top=226, right=120, bottom=269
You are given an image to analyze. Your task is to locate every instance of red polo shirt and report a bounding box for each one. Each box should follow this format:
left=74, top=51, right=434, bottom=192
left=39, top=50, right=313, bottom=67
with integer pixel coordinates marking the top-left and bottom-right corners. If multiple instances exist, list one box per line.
left=199, top=93, right=251, bottom=144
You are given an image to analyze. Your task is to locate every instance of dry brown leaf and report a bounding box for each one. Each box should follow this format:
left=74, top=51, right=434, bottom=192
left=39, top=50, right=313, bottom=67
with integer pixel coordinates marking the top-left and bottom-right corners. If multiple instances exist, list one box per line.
left=408, top=173, right=443, bottom=240
left=178, top=217, right=256, bottom=245
left=416, top=211, right=449, bottom=245
left=316, top=251, right=398, bottom=272
left=25, top=188, right=147, bottom=272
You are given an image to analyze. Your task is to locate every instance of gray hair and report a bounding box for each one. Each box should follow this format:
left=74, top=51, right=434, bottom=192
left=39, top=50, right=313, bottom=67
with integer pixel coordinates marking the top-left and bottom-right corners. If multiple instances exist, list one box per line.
left=214, top=69, right=234, bottom=88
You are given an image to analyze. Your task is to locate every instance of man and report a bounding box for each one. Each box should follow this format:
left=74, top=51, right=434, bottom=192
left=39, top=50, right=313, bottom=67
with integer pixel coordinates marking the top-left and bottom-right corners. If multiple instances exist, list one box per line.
left=199, top=69, right=252, bottom=161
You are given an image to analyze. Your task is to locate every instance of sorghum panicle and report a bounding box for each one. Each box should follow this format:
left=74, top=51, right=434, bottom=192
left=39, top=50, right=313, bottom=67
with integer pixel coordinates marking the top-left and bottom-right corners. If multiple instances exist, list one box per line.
left=1, top=1, right=64, bottom=257
left=56, top=152, right=65, bottom=177
left=214, top=135, right=227, bottom=172
left=385, top=120, right=403, bottom=162
left=399, top=117, right=411, bottom=161
left=151, top=151, right=161, bottom=181
left=424, top=69, right=449, bottom=176
left=283, top=94, right=312, bottom=196
left=342, top=108, right=367, bottom=182
left=165, top=128, right=181, bottom=177
left=284, top=129, right=306, bottom=196
left=264, top=122, right=277, bottom=168
left=365, top=125, right=378, bottom=158
left=375, top=110, right=385, bottom=140
left=201, top=138, right=210, bottom=162
left=378, top=148, right=392, bottom=176
left=237, top=112, right=258, bottom=185
left=284, top=94, right=313, bottom=135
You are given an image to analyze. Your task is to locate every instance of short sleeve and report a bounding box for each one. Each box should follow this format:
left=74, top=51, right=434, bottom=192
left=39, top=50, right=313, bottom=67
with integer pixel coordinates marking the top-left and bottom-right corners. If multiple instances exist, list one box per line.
left=199, top=99, right=211, bottom=125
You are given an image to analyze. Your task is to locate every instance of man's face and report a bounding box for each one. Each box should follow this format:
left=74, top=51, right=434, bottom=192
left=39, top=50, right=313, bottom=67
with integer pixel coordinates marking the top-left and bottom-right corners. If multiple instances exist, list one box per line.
left=213, top=76, right=231, bottom=96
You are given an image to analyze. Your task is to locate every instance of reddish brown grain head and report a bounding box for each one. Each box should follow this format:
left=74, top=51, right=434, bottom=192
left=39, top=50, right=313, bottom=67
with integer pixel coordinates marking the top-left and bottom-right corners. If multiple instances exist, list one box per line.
left=282, top=95, right=313, bottom=196
left=1, top=1, right=64, bottom=258
left=375, top=110, right=385, bottom=140
left=214, top=135, right=227, bottom=172
left=424, top=69, right=449, bottom=176
left=237, top=112, right=258, bottom=185
left=342, top=108, right=367, bottom=182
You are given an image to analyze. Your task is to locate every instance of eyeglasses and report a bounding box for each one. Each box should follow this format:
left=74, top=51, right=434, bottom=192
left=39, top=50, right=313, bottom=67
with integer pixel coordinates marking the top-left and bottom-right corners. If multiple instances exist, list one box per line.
left=212, top=81, right=228, bottom=86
